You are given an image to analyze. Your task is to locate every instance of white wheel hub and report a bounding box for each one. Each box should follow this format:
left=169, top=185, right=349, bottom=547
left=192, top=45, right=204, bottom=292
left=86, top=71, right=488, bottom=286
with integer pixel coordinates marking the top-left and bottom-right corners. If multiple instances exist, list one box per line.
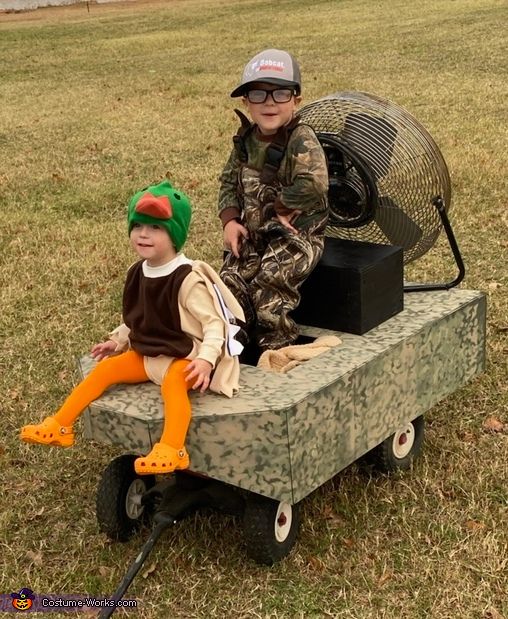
left=274, top=502, right=292, bottom=543
left=392, top=422, right=415, bottom=459
left=125, top=478, right=147, bottom=520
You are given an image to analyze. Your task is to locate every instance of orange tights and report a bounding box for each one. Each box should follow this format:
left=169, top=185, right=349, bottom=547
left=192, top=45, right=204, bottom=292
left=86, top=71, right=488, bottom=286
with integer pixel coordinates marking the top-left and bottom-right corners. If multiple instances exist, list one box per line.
left=54, top=350, right=191, bottom=449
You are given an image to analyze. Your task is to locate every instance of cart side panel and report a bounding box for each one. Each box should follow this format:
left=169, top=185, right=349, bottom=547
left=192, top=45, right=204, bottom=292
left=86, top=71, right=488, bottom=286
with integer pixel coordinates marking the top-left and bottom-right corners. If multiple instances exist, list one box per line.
left=288, top=291, right=486, bottom=503
left=80, top=358, right=294, bottom=502
left=285, top=373, right=356, bottom=505
left=354, top=293, right=486, bottom=457
left=80, top=372, right=162, bottom=454
left=188, top=409, right=293, bottom=502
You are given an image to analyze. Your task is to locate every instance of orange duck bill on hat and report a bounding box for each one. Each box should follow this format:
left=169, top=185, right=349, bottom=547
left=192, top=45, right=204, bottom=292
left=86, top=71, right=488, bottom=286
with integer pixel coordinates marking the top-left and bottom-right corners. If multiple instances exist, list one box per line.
left=135, top=193, right=173, bottom=219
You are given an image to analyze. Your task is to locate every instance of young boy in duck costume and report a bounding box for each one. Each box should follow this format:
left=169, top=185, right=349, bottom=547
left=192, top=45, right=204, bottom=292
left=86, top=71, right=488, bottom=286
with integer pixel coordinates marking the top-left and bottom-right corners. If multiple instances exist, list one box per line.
left=21, top=180, right=244, bottom=474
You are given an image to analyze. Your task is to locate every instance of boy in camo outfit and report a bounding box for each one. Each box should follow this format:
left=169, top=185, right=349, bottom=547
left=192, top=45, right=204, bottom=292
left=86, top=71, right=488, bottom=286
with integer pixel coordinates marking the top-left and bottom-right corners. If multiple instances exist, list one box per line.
left=218, top=48, right=329, bottom=352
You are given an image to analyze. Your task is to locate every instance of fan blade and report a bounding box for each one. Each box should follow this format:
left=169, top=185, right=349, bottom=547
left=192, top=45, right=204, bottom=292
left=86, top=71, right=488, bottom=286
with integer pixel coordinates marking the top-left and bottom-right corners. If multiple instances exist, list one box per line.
left=374, top=197, right=423, bottom=250
left=343, top=113, right=398, bottom=180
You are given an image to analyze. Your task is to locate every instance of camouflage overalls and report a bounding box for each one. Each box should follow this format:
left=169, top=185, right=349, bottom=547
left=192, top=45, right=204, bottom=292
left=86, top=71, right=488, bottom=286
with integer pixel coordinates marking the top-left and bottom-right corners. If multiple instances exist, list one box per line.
left=218, top=116, right=329, bottom=351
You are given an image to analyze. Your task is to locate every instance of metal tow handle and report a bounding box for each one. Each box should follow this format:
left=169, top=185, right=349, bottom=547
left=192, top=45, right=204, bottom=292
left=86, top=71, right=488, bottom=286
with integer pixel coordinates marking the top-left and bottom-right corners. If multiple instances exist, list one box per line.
left=98, top=515, right=175, bottom=619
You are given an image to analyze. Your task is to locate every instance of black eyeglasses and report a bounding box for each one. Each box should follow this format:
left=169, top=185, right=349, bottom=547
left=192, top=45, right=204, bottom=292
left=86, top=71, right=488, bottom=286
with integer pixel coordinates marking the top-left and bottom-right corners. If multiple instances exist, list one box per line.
left=246, top=88, right=295, bottom=104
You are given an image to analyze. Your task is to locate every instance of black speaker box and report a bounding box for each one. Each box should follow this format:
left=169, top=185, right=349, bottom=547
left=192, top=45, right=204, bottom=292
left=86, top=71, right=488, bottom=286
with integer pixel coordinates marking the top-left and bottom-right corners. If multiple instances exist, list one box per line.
left=293, top=237, right=404, bottom=335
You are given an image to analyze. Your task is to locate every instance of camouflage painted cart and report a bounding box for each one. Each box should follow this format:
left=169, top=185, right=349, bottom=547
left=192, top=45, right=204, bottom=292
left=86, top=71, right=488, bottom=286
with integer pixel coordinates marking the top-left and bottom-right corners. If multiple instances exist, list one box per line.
left=80, top=287, right=486, bottom=566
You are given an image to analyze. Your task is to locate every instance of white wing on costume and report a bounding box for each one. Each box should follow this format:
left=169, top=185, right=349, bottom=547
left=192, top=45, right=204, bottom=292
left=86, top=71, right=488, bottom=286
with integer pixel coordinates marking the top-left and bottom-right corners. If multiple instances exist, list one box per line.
left=212, top=284, right=244, bottom=358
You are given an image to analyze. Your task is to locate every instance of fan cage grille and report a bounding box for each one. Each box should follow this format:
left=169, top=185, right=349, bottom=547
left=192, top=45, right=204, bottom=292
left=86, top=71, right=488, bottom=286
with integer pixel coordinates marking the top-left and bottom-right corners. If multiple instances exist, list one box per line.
left=299, top=92, right=451, bottom=264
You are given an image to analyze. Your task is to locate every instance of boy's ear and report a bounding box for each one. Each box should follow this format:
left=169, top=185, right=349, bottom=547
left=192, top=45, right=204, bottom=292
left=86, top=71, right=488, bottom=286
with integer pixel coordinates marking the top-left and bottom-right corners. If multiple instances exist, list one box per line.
left=295, top=95, right=302, bottom=106
left=241, top=96, right=249, bottom=109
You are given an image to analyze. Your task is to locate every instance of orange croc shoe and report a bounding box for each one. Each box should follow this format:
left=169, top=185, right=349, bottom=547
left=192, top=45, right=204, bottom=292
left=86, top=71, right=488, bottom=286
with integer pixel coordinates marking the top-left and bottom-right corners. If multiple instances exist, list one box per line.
left=20, top=416, right=75, bottom=447
left=134, top=443, right=190, bottom=475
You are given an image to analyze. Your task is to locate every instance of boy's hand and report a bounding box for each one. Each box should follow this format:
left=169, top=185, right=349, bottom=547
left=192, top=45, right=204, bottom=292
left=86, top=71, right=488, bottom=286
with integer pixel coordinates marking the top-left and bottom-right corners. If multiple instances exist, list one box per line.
left=224, top=220, right=249, bottom=258
left=275, top=210, right=302, bottom=234
left=91, top=340, right=117, bottom=362
left=184, top=358, right=213, bottom=393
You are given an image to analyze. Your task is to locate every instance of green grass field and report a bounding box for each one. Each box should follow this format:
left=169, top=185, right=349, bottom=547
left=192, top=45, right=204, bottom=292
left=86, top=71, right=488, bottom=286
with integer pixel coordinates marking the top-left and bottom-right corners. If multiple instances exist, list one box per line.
left=0, top=0, right=507, bottom=617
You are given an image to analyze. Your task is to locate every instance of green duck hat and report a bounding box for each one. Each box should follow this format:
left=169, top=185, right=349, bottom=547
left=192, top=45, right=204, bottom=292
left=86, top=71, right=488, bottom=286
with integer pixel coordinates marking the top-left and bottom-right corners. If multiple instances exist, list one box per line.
left=127, top=180, right=192, bottom=252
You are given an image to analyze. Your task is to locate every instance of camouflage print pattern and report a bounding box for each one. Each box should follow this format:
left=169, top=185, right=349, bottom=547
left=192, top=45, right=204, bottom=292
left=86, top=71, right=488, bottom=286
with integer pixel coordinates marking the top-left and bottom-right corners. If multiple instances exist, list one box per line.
left=218, top=122, right=329, bottom=231
left=81, top=288, right=486, bottom=505
left=220, top=231, right=324, bottom=350
left=219, top=122, right=328, bottom=350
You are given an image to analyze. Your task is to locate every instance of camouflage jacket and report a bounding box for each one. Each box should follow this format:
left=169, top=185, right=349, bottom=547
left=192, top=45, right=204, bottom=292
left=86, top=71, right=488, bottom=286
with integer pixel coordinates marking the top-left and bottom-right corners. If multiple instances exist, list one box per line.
left=218, top=121, right=329, bottom=236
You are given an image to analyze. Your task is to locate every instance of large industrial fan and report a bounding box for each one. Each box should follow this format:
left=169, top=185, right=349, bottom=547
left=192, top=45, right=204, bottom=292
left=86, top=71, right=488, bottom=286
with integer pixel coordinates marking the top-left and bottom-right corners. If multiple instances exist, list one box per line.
left=298, top=92, right=465, bottom=291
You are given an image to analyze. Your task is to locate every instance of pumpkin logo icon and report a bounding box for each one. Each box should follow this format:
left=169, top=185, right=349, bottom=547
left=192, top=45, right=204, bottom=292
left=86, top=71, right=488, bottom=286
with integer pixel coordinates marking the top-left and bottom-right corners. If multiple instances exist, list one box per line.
left=11, top=588, right=35, bottom=611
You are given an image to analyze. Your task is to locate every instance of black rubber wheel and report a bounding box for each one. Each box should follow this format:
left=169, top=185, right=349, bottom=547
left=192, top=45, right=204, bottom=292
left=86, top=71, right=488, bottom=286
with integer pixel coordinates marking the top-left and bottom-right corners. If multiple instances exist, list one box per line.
left=243, top=495, right=300, bottom=565
left=96, top=454, right=155, bottom=542
left=367, top=416, right=425, bottom=473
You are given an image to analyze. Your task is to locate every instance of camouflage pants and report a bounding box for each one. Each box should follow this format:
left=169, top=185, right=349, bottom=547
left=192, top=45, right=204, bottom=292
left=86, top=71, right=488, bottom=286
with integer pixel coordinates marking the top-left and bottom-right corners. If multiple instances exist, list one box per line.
left=220, top=232, right=324, bottom=351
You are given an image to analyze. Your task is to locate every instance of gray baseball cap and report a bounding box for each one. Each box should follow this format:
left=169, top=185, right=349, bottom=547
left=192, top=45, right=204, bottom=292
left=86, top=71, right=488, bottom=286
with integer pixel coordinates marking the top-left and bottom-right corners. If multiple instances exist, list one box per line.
left=230, top=49, right=302, bottom=98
